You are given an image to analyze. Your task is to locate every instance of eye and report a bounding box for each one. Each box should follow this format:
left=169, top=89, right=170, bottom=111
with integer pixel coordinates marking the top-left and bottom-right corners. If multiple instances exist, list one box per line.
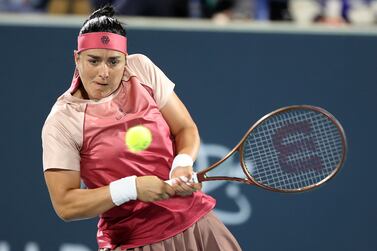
left=109, top=59, right=119, bottom=66
left=88, top=59, right=98, bottom=65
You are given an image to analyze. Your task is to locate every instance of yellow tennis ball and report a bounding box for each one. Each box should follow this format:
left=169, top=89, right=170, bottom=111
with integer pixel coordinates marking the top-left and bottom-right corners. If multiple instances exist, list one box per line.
left=125, top=125, right=152, bottom=152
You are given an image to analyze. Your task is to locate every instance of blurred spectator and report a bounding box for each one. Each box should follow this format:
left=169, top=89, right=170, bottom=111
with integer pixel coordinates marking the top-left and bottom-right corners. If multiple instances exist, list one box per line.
left=269, top=0, right=291, bottom=20
left=289, top=0, right=377, bottom=26
left=47, top=0, right=90, bottom=14
left=2, top=0, right=376, bottom=26
left=249, top=0, right=291, bottom=21
left=0, top=0, right=91, bottom=14
left=345, top=0, right=376, bottom=25
left=252, top=0, right=377, bottom=24
left=90, top=0, right=235, bottom=19
left=0, top=0, right=49, bottom=12
left=314, top=0, right=348, bottom=25
left=91, top=0, right=189, bottom=17
left=289, top=0, right=321, bottom=24
left=200, top=0, right=235, bottom=18
left=231, top=0, right=253, bottom=19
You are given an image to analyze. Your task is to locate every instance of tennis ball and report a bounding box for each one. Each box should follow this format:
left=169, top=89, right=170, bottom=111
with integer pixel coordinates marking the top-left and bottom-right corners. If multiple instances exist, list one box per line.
left=125, top=125, right=152, bottom=152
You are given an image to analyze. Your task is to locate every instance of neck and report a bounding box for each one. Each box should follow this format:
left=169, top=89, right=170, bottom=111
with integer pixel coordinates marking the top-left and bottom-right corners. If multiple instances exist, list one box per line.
left=72, top=85, right=90, bottom=100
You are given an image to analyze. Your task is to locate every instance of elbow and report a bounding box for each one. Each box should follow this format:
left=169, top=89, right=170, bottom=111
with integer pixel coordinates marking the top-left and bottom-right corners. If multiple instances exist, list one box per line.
left=56, top=208, right=76, bottom=222
left=54, top=204, right=81, bottom=222
left=59, top=216, right=73, bottom=222
left=54, top=205, right=93, bottom=222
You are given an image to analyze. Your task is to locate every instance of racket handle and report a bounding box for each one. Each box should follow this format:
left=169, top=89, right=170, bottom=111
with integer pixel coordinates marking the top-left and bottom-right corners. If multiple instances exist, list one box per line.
left=165, top=172, right=199, bottom=186
left=164, top=179, right=175, bottom=186
left=191, top=172, right=199, bottom=183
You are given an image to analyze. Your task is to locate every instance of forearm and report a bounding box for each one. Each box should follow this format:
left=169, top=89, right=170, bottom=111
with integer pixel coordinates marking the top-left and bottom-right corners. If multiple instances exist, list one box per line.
left=45, top=169, right=138, bottom=222
left=45, top=169, right=175, bottom=221
left=173, top=124, right=200, bottom=160
left=170, top=125, right=203, bottom=193
left=51, top=186, right=114, bottom=221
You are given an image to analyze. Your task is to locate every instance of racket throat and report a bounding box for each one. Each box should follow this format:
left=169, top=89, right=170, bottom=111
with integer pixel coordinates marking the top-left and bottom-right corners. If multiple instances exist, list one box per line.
left=194, top=172, right=251, bottom=184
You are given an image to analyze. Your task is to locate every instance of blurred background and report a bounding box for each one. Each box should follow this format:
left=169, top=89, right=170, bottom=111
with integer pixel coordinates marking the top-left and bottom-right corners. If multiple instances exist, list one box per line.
left=0, top=1, right=376, bottom=251
left=3, top=0, right=377, bottom=25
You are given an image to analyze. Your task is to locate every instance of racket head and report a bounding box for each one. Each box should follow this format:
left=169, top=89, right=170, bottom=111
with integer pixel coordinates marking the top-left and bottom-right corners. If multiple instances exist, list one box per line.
left=240, top=105, right=347, bottom=192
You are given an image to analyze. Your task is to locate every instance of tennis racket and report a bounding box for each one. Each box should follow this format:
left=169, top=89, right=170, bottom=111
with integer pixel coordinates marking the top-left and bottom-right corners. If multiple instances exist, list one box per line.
left=168, top=105, right=347, bottom=193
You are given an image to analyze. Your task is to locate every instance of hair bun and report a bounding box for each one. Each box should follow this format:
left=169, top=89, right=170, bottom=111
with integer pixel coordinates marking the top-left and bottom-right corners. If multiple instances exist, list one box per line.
left=89, top=5, right=115, bottom=19
left=80, top=4, right=126, bottom=36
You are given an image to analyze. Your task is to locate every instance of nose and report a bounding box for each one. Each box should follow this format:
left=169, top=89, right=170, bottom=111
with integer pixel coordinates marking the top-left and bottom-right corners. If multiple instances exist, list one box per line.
left=99, top=63, right=109, bottom=79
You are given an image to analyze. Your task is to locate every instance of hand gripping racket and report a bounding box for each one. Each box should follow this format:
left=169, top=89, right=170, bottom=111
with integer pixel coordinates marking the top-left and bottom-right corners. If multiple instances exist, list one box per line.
left=168, top=105, right=347, bottom=192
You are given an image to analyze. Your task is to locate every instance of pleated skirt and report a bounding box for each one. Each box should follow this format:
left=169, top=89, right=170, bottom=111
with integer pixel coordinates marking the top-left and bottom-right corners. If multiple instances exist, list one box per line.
left=100, top=211, right=242, bottom=251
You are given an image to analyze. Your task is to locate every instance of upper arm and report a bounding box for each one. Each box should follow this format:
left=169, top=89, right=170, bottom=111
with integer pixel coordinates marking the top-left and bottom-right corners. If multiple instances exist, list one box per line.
left=44, top=169, right=81, bottom=211
left=127, top=54, right=196, bottom=134
left=160, top=92, right=197, bottom=136
left=42, top=117, right=83, bottom=213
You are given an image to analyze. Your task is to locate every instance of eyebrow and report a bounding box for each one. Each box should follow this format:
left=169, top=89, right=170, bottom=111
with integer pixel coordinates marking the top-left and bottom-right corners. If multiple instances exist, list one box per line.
left=87, top=54, right=122, bottom=60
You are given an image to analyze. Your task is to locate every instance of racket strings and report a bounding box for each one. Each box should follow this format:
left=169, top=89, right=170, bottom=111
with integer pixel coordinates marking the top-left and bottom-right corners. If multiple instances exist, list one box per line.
left=243, top=109, right=344, bottom=191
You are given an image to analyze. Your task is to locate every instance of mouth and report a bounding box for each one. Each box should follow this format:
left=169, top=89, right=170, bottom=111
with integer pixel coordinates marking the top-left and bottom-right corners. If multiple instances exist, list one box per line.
left=94, top=81, right=108, bottom=86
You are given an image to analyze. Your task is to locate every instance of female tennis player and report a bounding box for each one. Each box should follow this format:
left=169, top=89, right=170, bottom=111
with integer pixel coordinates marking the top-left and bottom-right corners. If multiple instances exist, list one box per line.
left=42, top=5, right=242, bottom=251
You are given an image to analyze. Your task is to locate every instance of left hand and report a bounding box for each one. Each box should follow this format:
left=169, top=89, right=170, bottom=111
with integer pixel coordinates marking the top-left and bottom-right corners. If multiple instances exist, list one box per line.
left=170, top=166, right=202, bottom=196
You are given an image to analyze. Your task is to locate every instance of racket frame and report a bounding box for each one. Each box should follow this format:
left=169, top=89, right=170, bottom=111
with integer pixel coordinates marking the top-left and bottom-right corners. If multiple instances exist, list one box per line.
left=195, top=105, right=347, bottom=192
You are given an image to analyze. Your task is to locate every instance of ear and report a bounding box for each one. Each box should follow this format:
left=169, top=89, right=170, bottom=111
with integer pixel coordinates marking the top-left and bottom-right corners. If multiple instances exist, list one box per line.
left=73, top=50, right=79, bottom=66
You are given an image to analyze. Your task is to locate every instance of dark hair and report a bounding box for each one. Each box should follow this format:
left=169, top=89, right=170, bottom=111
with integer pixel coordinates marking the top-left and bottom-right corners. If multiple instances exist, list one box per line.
left=79, top=5, right=126, bottom=37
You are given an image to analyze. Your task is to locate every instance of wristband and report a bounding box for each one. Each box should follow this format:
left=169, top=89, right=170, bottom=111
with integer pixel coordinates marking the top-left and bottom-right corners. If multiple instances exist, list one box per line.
left=109, top=175, right=137, bottom=206
left=169, top=154, right=194, bottom=179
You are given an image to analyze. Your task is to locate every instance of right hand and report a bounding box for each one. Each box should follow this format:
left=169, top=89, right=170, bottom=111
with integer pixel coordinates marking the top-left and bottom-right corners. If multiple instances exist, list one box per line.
left=170, top=166, right=202, bottom=197
left=136, top=176, right=175, bottom=202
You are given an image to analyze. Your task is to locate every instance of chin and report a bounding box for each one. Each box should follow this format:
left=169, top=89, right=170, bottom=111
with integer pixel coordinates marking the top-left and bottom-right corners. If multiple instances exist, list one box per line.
left=90, top=87, right=115, bottom=100
left=88, top=93, right=103, bottom=101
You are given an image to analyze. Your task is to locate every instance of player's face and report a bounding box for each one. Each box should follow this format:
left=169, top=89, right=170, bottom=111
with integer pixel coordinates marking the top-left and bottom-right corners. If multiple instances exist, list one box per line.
left=75, top=49, right=126, bottom=100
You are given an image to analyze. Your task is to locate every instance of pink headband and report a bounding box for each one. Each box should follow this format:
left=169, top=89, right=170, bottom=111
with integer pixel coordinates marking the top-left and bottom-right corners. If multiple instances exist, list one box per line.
left=77, top=32, right=127, bottom=54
